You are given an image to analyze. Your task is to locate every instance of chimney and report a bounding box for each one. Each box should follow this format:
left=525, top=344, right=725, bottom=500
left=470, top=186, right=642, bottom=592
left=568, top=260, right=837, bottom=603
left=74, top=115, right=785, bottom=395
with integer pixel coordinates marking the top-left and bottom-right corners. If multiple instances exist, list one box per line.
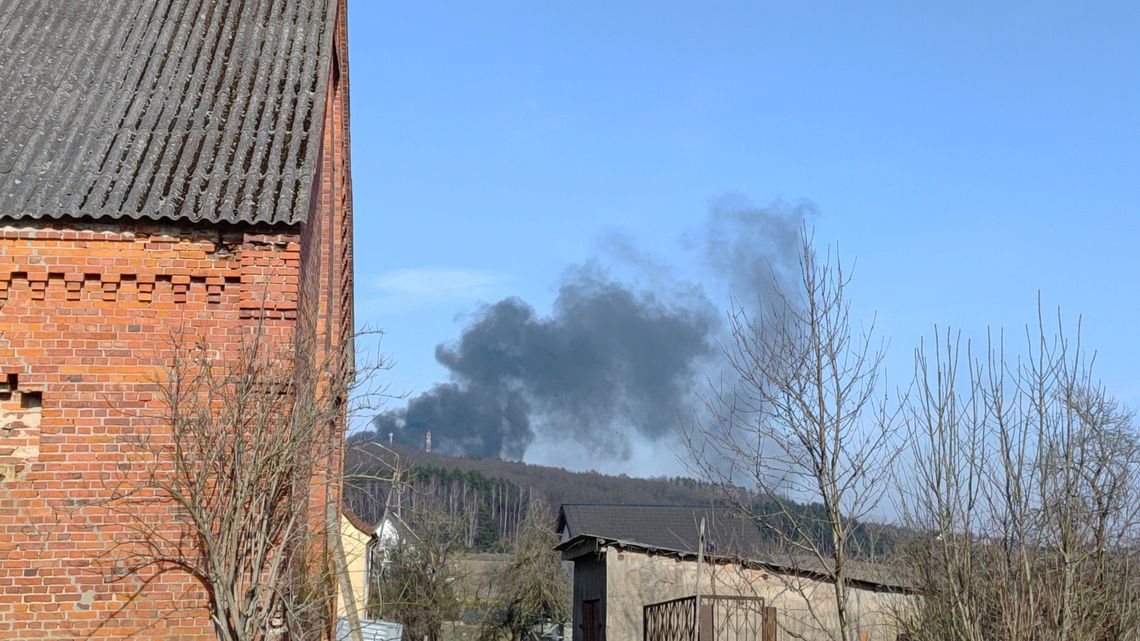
left=426, top=431, right=432, bottom=453
left=388, top=432, right=393, bottom=445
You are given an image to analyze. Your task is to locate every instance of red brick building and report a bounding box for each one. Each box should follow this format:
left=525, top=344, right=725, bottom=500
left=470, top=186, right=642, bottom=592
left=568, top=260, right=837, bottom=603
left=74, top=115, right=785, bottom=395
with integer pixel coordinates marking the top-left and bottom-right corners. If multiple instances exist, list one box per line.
left=0, top=1, right=354, bottom=637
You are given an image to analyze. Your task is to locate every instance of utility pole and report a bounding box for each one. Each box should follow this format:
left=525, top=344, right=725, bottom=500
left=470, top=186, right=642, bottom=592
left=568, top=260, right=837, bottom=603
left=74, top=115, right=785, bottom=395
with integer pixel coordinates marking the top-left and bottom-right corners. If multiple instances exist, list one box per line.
left=694, top=516, right=706, bottom=641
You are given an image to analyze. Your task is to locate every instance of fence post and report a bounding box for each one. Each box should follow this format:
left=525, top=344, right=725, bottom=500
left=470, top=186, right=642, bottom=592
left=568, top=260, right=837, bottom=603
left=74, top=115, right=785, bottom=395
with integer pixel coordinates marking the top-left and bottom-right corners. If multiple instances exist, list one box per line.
left=762, top=606, right=777, bottom=641
left=698, top=603, right=712, bottom=641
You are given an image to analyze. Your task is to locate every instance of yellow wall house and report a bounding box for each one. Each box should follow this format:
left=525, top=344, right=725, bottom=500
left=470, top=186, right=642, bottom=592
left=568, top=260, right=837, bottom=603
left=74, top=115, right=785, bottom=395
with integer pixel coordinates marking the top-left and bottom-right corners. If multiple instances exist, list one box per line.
left=339, top=507, right=377, bottom=621
left=338, top=506, right=418, bottom=622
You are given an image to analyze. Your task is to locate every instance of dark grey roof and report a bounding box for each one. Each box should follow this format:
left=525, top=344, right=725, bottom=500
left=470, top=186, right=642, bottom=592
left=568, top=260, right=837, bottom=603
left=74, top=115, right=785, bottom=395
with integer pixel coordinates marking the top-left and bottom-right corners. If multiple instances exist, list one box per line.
left=556, top=504, right=916, bottom=592
left=557, top=504, right=767, bottom=559
left=0, top=0, right=336, bottom=226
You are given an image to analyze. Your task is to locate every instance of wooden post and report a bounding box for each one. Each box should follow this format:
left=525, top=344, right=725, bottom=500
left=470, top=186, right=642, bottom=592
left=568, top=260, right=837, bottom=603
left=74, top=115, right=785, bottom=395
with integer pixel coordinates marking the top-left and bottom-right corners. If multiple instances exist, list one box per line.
left=698, top=603, right=713, bottom=641
left=762, top=606, right=777, bottom=641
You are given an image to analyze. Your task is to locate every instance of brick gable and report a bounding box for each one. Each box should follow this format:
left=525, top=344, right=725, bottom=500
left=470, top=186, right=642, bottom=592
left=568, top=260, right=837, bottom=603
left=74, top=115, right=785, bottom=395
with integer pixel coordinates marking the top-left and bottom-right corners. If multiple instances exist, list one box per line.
left=0, top=0, right=355, bottom=637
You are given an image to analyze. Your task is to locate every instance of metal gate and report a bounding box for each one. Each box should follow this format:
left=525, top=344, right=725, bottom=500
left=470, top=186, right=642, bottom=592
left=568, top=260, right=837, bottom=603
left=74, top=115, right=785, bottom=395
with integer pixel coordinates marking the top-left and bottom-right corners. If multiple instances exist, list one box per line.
left=643, top=595, right=776, bottom=641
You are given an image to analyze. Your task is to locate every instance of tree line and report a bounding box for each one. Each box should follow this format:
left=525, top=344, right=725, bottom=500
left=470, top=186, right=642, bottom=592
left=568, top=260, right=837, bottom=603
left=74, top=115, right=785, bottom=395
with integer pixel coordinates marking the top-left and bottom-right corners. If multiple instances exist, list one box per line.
left=344, top=462, right=533, bottom=550
left=343, top=440, right=904, bottom=558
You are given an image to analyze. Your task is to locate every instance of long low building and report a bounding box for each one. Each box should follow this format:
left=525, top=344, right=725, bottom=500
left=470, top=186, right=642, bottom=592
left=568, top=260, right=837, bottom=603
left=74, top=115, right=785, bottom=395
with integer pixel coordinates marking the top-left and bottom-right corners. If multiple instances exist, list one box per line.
left=556, top=504, right=917, bottom=641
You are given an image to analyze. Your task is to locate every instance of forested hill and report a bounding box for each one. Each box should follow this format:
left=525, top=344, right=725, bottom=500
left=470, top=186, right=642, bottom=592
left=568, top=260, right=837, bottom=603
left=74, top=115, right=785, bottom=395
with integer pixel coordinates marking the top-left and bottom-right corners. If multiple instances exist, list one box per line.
left=342, top=441, right=723, bottom=549
left=342, top=440, right=904, bottom=555
left=359, top=442, right=716, bottom=504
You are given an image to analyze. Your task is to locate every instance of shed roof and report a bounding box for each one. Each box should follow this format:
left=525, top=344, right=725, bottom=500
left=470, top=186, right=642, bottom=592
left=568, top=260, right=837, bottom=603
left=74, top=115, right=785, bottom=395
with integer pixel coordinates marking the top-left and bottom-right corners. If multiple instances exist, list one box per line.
left=0, top=0, right=336, bottom=226
left=556, top=504, right=916, bottom=593
left=558, top=503, right=767, bottom=559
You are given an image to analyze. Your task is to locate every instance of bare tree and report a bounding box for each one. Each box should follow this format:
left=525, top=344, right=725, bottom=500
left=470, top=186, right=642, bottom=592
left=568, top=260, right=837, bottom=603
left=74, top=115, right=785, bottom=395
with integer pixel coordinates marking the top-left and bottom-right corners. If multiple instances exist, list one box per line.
left=897, top=306, right=1140, bottom=641
left=77, top=319, right=396, bottom=641
left=479, top=500, right=570, bottom=641
left=684, top=227, right=897, bottom=641
left=374, top=508, right=463, bottom=641
left=893, top=327, right=987, bottom=641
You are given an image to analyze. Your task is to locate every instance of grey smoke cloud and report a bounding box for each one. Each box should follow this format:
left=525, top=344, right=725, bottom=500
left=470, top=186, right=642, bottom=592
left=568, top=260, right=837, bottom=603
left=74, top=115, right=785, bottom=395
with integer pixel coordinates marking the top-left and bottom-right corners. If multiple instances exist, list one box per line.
left=694, top=193, right=815, bottom=310
left=370, top=196, right=812, bottom=461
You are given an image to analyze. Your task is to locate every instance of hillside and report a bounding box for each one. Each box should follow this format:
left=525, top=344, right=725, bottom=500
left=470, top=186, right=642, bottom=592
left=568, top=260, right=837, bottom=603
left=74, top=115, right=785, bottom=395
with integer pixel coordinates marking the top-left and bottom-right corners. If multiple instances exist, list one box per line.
left=343, top=439, right=904, bottom=555
left=350, top=441, right=715, bottom=502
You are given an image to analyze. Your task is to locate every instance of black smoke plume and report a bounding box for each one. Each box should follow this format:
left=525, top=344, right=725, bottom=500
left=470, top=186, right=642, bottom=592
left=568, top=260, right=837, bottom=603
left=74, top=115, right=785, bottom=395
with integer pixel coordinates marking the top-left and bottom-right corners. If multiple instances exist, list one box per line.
left=372, top=263, right=717, bottom=458
left=370, top=197, right=811, bottom=461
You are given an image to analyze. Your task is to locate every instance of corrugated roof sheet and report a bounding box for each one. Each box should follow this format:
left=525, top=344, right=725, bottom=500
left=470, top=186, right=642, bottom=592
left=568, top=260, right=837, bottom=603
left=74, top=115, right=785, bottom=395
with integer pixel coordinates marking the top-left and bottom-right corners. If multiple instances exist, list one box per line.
left=0, top=0, right=336, bottom=226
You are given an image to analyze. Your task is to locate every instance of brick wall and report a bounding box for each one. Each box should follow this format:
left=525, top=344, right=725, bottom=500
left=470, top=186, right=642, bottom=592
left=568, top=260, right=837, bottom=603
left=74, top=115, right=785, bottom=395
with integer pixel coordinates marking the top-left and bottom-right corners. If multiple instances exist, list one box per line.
left=0, top=3, right=354, bottom=636
left=305, top=0, right=355, bottom=389
left=0, top=223, right=303, bottom=639
left=303, top=3, right=356, bottom=630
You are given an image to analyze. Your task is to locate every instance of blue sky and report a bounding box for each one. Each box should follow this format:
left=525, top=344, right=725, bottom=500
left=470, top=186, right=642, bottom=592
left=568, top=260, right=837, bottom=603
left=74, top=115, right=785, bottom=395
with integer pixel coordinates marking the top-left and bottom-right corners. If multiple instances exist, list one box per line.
left=346, top=2, right=1140, bottom=470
